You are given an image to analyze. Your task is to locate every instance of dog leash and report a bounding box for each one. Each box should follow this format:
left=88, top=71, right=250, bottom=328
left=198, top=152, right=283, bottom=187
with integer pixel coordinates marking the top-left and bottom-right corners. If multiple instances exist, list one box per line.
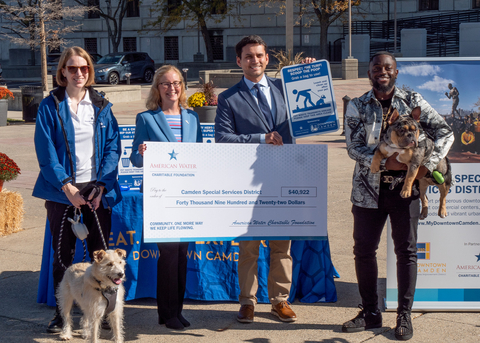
left=56, top=207, right=89, bottom=269
left=56, top=185, right=108, bottom=270
left=75, top=183, right=108, bottom=252
left=57, top=206, right=74, bottom=270
left=91, top=207, right=108, bottom=250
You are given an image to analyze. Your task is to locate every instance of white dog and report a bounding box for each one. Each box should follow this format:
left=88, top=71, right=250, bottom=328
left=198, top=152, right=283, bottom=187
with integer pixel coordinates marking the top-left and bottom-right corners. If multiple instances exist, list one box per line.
left=57, top=249, right=127, bottom=343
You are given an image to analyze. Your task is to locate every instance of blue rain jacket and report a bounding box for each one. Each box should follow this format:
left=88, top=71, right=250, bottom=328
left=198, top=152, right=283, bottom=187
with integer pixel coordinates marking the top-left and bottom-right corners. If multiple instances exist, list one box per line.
left=33, top=86, right=122, bottom=208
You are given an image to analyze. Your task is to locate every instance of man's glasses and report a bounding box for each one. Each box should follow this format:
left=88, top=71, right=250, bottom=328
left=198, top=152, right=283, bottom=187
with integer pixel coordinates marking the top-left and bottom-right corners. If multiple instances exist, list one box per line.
left=159, top=81, right=182, bottom=88
left=66, top=65, right=89, bottom=74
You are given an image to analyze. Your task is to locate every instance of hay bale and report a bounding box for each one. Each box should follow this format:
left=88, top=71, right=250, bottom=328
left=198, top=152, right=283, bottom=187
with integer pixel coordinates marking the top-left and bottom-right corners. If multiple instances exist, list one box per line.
left=0, top=189, right=24, bottom=236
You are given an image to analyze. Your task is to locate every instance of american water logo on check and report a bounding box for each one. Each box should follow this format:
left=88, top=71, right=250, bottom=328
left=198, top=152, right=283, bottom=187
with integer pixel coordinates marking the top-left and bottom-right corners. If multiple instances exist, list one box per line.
left=149, top=148, right=197, bottom=178
left=168, top=149, right=179, bottom=160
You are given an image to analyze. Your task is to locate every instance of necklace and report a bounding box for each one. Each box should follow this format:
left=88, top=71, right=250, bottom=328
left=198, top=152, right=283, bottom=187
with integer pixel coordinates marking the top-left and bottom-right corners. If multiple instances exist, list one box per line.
left=382, top=106, right=392, bottom=133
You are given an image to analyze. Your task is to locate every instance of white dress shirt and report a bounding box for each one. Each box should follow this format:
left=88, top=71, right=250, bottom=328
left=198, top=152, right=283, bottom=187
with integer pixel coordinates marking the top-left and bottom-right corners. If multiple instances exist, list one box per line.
left=66, top=90, right=97, bottom=183
left=243, top=75, right=277, bottom=143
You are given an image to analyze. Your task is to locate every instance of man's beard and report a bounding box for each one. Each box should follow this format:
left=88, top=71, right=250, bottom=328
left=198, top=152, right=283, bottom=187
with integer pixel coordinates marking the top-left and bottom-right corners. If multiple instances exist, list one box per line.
left=370, top=76, right=396, bottom=93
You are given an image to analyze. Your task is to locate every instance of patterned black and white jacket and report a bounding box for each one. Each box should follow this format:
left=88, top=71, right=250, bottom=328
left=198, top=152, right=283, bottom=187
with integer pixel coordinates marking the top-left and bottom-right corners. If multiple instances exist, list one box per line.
left=345, top=87, right=454, bottom=209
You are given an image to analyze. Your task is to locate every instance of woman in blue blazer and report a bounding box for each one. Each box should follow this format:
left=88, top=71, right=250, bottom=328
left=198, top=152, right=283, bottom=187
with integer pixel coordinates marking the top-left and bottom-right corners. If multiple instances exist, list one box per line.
left=130, top=65, right=202, bottom=330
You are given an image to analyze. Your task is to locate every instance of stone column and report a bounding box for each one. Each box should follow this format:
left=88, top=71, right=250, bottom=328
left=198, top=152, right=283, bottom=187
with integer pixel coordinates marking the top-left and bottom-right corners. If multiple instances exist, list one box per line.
left=342, top=58, right=358, bottom=80
left=341, top=34, right=369, bottom=80
left=459, top=23, right=480, bottom=57
left=401, top=29, right=427, bottom=57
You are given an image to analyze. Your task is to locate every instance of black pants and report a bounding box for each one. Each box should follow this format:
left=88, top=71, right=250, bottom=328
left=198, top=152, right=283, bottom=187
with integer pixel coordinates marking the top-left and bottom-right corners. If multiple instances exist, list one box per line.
left=352, top=183, right=420, bottom=313
left=46, top=199, right=112, bottom=306
left=156, top=242, right=189, bottom=321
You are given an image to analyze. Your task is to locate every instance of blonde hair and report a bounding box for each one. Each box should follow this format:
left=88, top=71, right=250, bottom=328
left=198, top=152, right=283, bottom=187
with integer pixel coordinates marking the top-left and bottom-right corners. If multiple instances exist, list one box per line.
left=56, top=47, right=95, bottom=87
left=146, top=65, right=187, bottom=111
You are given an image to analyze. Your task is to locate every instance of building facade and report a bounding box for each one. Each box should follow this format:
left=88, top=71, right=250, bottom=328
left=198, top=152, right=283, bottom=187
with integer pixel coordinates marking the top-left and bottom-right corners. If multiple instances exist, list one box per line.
left=0, top=0, right=479, bottom=65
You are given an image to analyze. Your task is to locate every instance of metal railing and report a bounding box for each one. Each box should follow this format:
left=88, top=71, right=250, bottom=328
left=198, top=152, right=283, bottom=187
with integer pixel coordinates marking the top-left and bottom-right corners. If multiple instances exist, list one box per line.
left=343, top=9, right=480, bottom=57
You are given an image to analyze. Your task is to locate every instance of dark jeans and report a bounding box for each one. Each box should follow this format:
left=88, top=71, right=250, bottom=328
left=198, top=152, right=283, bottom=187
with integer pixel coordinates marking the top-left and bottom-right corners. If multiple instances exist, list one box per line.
left=46, top=198, right=112, bottom=306
left=352, top=182, right=420, bottom=313
left=156, top=242, right=189, bottom=321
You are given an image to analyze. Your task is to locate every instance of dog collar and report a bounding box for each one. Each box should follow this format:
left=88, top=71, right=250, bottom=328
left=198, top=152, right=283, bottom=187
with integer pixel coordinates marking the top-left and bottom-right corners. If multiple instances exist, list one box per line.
left=93, top=277, right=119, bottom=293
left=418, top=139, right=427, bottom=148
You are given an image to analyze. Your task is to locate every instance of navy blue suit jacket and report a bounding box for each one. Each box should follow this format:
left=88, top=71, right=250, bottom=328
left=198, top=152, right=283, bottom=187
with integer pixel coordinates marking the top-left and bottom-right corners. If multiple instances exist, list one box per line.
left=130, top=107, right=202, bottom=168
left=215, top=76, right=292, bottom=144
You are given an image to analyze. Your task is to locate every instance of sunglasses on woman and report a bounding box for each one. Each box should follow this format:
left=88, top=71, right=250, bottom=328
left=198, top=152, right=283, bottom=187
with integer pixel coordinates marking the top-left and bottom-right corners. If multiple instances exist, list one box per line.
left=159, top=81, right=182, bottom=88
left=65, top=65, right=90, bottom=74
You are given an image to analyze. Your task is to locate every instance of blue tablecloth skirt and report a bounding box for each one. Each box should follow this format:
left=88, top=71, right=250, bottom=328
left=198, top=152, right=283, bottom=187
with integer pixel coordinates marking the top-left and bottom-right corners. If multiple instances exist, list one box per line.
left=38, top=191, right=338, bottom=306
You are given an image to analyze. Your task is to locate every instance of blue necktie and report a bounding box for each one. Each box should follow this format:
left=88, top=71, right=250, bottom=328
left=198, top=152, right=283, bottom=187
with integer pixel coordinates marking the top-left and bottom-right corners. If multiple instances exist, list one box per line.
left=254, top=83, right=274, bottom=131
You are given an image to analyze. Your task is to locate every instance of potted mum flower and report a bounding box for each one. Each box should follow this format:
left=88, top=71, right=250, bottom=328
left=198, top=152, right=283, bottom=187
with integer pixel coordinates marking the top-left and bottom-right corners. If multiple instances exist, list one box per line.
left=0, top=87, right=15, bottom=127
left=0, top=152, right=21, bottom=191
left=187, top=79, right=218, bottom=123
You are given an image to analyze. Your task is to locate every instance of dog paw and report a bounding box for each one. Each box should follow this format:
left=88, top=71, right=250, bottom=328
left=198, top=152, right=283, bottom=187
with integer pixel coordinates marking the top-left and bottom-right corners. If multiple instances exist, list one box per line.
left=370, top=165, right=380, bottom=174
left=419, top=208, right=428, bottom=220
left=400, top=190, right=411, bottom=198
left=59, top=334, right=72, bottom=341
left=438, top=211, right=448, bottom=218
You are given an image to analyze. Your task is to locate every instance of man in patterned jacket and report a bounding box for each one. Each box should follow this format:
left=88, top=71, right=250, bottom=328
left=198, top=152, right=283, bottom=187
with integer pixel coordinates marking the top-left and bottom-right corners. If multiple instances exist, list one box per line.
left=342, top=51, right=453, bottom=341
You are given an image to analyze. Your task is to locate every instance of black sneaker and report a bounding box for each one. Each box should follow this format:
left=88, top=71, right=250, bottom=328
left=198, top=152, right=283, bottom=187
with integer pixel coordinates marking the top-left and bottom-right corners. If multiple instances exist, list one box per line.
left=342, top=305, right=382, bottom=332
left=46, top=311, right=63, bottom=333
left=395, top=311, right=413, bottom=340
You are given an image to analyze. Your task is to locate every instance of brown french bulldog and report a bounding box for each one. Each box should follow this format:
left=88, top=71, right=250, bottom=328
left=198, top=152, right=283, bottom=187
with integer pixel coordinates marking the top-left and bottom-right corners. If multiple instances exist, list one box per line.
left=370, top=107, right=452, bottom=219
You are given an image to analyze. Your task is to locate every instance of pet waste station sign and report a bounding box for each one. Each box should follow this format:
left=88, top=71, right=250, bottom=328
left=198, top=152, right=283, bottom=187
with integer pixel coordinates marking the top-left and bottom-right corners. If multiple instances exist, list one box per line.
left=281, top=60, right=339, bottom=138
left=118, top=125, right=143, bottom=190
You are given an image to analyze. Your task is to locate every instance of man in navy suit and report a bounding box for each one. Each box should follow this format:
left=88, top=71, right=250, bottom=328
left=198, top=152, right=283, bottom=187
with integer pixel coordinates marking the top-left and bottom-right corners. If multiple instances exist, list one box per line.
left=215, top=35, right=300, bottom=323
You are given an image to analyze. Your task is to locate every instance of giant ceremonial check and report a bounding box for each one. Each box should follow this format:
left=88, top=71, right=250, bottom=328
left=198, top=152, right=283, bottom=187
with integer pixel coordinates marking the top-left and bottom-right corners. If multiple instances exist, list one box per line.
left=143, top=143, right=328, bottom=242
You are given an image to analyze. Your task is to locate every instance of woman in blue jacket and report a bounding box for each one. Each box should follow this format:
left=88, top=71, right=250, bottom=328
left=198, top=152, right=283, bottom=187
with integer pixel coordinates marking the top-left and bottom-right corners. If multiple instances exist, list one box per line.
left=130, top=65, right=202, bottom=330
left=33, top=46, right=122, bottom=333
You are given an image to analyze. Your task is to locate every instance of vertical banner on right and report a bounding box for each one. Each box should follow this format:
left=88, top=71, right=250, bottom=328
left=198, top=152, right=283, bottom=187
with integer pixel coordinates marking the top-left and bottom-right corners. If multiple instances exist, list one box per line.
left=386, top=58, right=480, bottom=311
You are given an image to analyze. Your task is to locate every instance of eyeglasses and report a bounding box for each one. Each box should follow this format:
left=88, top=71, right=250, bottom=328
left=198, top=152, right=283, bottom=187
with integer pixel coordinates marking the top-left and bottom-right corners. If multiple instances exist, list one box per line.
left=159, top=81, right=182, bottom=88
left=66, top=65, right=90, bottom=74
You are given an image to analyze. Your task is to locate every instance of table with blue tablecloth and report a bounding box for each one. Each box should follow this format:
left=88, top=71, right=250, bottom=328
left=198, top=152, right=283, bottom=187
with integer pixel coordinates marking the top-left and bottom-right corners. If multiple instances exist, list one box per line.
left=38, top=191, right=338, bottom=306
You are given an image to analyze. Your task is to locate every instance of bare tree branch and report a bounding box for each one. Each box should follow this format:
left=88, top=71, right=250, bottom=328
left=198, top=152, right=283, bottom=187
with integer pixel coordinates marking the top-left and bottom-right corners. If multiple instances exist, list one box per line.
left=255, top=0, right=362, bottom=60
left=145, top=0, right=247, bottom=63
left=0, top=0, right=94, bottom=91
left=72, top=0, right=129, bottom=53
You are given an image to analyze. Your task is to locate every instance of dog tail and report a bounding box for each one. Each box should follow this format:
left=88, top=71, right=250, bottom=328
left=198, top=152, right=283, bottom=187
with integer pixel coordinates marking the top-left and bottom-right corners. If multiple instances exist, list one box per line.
left=443, top=156, right=453, bottom=187
left=430, top=156, right=452, bottom=186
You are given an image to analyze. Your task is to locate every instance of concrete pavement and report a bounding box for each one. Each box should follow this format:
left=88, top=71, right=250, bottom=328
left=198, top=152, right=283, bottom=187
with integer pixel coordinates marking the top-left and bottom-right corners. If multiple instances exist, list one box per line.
left=1, top=79, right=479, bottom=342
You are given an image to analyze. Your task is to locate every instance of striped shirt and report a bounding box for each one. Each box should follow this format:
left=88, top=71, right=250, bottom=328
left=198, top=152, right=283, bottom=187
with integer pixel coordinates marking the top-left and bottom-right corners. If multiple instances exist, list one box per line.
left=165, top=114, right=182, bottom=142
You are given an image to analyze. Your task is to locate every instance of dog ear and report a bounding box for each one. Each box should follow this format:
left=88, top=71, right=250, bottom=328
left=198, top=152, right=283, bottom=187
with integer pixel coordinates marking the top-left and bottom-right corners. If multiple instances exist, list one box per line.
left=388, top=108, right=400, bottom=125
left=411, top=107, right=422, bottom=121
left=115, top=249, right=127, bottom=259
left=93, top=250, right=106, bottom=263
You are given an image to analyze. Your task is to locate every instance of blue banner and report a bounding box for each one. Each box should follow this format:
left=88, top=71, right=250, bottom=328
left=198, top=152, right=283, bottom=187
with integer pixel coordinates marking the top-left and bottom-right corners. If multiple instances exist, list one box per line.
left=38, top=191, right=338, bottom=306
left=118, top=125, right=143, bottom=190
